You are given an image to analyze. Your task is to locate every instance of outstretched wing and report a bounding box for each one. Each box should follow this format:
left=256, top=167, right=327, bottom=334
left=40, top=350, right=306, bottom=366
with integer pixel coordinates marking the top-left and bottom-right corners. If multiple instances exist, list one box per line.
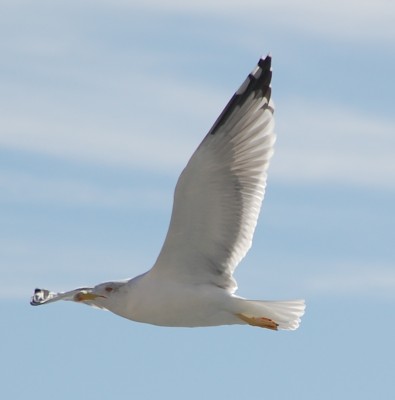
left=150, top=56, right=275, bottom=293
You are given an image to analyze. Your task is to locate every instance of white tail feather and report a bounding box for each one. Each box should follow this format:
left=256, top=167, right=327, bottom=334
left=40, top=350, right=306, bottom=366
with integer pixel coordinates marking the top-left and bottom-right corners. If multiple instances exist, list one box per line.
left=242, top=299, right=306, bottom=330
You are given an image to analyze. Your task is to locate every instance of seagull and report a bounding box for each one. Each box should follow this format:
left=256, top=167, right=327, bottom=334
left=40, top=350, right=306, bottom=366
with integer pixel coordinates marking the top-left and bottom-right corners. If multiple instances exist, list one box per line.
left=31, top=55, right=305, bottom=331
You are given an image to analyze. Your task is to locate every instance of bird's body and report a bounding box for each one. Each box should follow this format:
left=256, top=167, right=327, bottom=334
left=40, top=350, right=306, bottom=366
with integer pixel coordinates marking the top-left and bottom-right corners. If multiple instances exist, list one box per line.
left=103, top=273, right=243, bottom=327
left=31, top=55, right=305, bottom=331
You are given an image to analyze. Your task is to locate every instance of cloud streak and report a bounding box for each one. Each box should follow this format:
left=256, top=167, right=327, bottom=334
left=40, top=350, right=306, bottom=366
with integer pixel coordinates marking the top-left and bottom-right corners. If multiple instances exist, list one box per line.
left=1, top=0, right=394, bottom=191
left=96, top=0, right=395, bottom=43
left=272, top=99, right=395, bottom=189
left=2, top=89, right=394, bottom=190
left=305, top=263, right=395, bottom=299
left=0, top=169, right=171, bottom=209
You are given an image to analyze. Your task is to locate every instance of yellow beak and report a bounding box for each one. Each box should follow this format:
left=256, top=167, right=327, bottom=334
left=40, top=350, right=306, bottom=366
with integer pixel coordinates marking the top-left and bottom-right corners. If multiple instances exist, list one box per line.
left=74, top=292, right=106, bottom=302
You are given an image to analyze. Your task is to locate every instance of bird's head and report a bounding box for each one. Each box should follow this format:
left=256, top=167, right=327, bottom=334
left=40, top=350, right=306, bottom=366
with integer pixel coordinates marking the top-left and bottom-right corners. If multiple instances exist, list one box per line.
left=73, top=281, right=127, bottom=309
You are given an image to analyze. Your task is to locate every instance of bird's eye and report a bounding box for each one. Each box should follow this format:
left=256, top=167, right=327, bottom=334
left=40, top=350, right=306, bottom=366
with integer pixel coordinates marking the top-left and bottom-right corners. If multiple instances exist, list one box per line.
left=105, top=287, right=113, bottom=293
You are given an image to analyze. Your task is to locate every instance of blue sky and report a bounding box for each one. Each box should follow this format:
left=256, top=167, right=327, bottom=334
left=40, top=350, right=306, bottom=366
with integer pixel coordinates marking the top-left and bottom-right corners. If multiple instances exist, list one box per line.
left=1, top=1, right=395, bottom=399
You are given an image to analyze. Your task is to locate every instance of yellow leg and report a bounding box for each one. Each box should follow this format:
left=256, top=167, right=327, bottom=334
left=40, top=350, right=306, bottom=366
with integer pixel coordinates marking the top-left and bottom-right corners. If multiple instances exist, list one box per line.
left=236, top=313, right=279, bottom=331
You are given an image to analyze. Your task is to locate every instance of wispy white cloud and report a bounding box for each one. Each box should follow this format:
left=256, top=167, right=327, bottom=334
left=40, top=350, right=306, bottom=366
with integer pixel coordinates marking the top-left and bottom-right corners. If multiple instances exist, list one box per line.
left=2, top=0, right=394, bottom=45
left=272, top=99, right=395, bottom=188
left=0, top=170, right=172, bottom=209
left=2, top=90, right=394, bottom=190
left=93, top=0, right=395, bottom=43
left=1, top=0, right=394, bottom=196
left=305, top=263, right=395, bottom=299
left=0, top=73, right=222, bottom=172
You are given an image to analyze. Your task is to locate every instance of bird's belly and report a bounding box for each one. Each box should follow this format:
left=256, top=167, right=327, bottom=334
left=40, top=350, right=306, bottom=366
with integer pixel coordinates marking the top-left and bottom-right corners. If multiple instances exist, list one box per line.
left=109, top=277, right=240, bottom=327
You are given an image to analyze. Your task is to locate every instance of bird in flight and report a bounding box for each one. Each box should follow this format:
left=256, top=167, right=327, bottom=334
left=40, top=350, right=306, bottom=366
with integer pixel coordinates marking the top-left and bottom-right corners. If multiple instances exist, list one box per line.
left=31, top=55, right=305, bottom=331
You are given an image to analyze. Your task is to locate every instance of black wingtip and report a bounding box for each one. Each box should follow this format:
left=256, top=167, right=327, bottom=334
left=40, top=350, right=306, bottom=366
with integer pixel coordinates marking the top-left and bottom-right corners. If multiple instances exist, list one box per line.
left=258, top=54, right=272, bottom=70
left=208, top=55, right=273, bottom=136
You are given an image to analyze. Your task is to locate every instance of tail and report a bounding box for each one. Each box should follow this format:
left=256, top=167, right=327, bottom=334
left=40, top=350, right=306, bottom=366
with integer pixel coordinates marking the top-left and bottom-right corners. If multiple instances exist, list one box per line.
left=236, top=299, right=306, bottom=331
